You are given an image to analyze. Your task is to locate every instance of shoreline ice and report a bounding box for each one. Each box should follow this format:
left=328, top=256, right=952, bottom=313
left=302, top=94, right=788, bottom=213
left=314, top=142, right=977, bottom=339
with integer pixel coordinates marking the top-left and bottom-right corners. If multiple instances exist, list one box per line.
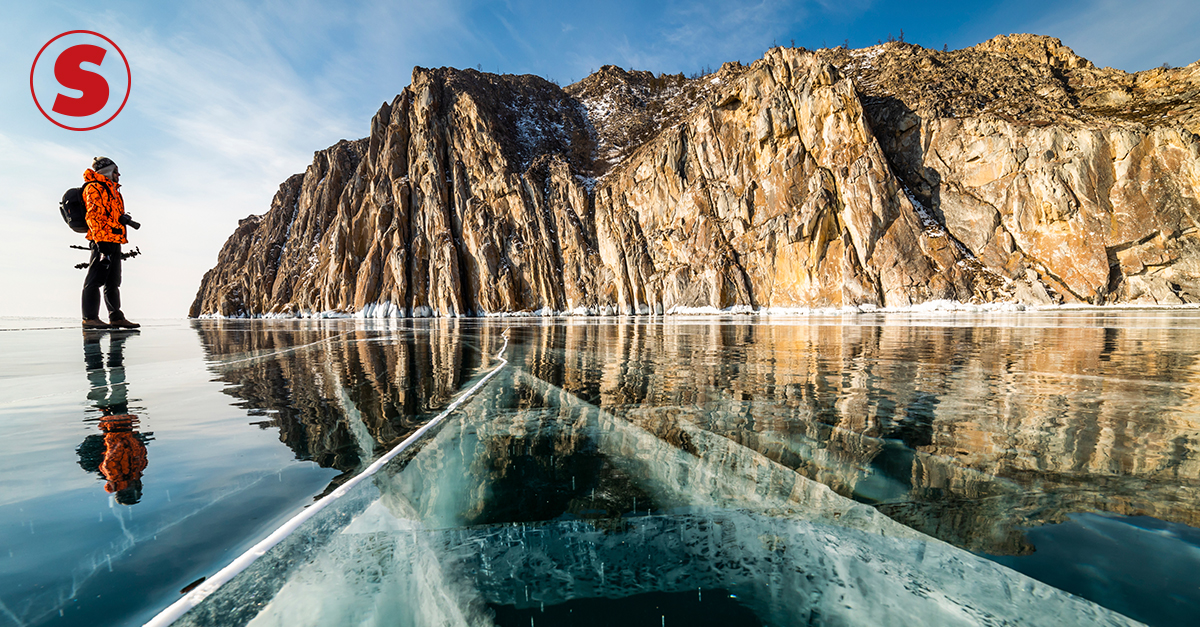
left=186, top=298, right=1200, bottom=321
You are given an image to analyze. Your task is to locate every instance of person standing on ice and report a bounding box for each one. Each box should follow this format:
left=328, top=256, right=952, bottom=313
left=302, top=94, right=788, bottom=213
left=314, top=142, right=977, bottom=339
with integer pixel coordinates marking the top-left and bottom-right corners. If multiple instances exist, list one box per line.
left=81, top=157, right=140, bottom=329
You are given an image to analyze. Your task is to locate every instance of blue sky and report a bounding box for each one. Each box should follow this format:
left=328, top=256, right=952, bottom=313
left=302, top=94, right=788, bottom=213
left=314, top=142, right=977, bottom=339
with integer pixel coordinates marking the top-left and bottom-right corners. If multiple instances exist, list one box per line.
left=2, top=0, right=1198, bottom=318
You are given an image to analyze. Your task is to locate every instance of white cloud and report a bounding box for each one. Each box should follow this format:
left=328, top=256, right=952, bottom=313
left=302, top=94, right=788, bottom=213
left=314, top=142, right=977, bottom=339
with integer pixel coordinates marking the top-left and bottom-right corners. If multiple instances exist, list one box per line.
left=0, top=1, right=475, bottom=318
left=563, top=0, right=815, bottom=79
left=57, top=14, right=363, bottom=318
left=0, top=132, right=106, bottom=319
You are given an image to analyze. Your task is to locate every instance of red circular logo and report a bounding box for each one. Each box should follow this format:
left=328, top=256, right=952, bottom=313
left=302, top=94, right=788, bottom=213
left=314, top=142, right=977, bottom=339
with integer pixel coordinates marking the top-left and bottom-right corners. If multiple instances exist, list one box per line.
left=30, top=31, right=131, bottom=131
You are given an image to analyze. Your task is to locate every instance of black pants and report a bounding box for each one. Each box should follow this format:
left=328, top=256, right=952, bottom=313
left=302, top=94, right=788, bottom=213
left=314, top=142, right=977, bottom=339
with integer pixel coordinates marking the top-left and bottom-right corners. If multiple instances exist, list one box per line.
left=82, top=241, right=123, bottom=321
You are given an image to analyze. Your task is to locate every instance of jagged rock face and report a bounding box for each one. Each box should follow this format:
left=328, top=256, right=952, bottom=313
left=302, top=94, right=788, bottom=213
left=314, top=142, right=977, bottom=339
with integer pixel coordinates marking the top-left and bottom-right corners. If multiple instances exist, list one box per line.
left=193, top=68, right=602, bottom=317
left=569, top=64, right=728, bottom=174
left=588, top=51, right=985, bottom=312
left=191, top=35, right=1200, bottom=317
left=825, top=35, right=1200, bottom=303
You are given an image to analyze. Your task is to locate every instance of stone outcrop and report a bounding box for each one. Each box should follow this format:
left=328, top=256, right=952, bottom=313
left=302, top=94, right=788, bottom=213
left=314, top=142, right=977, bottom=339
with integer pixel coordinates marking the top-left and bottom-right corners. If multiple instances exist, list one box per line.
left=828, top=34, right=1200, bottom=304
left=191, top=34, right=1200, bottom=316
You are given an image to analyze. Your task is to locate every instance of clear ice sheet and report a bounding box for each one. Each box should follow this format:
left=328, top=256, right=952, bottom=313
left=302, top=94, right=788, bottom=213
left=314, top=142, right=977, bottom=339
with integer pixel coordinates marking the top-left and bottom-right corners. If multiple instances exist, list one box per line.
left=6, top=312, right=1200, bottom=626
left=176, top=357, right=1143, bottom=626
left=0, top=323, right=348, bottom=627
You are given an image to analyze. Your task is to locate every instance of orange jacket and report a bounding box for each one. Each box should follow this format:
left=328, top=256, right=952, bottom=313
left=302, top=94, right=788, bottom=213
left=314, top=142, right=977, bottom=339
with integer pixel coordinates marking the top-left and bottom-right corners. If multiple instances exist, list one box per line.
left=83, top=169, right=127, bottom=244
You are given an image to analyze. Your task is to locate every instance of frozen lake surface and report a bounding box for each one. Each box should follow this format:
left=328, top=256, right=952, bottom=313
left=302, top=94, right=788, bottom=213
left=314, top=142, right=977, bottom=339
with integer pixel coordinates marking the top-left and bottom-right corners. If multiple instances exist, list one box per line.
left=2, top=312, right=1199, bottom=626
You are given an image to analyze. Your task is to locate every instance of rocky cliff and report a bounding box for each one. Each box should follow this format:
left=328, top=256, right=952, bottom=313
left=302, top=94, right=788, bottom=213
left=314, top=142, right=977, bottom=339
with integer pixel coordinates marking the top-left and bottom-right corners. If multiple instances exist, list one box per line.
left=190, top=34, right=1200, bottom=317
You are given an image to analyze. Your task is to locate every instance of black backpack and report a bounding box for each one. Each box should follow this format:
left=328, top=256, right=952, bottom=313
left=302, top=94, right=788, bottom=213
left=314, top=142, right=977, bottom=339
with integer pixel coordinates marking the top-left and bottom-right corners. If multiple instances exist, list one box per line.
left=60, top=180, right=109, bottom=234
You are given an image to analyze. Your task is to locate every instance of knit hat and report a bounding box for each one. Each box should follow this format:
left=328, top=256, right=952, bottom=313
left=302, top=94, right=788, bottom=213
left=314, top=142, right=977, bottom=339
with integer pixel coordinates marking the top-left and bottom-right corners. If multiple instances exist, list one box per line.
left=92, top=156, right=118, bottom=179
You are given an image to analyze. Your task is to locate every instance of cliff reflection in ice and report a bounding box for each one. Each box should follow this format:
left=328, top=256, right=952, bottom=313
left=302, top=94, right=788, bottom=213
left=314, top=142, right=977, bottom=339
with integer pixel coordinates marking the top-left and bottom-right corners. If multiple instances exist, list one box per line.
left=177, top=311, right=1200, bottom=625
left=193, top=313, right=1200, bottom=556
left=177, top=356, right=1138, bottom=626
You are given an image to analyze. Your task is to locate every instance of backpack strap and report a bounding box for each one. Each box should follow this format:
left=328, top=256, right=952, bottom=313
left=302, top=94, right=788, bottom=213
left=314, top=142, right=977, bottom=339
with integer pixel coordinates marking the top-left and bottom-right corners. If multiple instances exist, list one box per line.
left=82, top=179, right=114, bottom=206
left=83, top=179, right=113, bottom=197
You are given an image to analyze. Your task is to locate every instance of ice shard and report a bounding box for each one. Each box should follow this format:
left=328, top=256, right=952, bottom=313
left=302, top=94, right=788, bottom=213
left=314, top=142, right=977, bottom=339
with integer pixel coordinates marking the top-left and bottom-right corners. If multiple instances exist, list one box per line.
left=167, top=356, right=1141, bottom=626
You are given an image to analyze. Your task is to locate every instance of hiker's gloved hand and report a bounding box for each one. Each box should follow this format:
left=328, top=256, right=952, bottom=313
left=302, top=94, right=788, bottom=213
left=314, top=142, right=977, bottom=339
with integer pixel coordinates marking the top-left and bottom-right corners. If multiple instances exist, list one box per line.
left=119, top=214, right=141, bottom=230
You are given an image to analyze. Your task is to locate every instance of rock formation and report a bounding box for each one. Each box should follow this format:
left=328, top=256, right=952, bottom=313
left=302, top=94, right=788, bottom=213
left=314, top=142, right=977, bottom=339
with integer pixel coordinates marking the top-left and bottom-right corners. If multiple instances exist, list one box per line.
left=190, top=34, right=1200, bottom=317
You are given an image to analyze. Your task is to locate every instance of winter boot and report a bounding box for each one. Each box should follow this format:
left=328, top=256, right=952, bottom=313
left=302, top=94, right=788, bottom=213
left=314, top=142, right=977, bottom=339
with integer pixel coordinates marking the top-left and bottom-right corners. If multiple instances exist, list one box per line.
left=109, top=317, right=141, bottom=329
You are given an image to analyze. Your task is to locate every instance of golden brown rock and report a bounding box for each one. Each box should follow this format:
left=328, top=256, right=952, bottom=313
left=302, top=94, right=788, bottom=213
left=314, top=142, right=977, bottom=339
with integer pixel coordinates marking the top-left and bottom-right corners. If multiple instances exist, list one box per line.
left=191, top=36, right=1200, bottom=317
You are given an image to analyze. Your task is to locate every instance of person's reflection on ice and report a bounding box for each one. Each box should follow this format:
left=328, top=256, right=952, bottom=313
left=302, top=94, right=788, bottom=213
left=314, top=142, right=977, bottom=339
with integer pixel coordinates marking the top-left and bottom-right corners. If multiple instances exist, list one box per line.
left=76, top=329, right=152, bottom=505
